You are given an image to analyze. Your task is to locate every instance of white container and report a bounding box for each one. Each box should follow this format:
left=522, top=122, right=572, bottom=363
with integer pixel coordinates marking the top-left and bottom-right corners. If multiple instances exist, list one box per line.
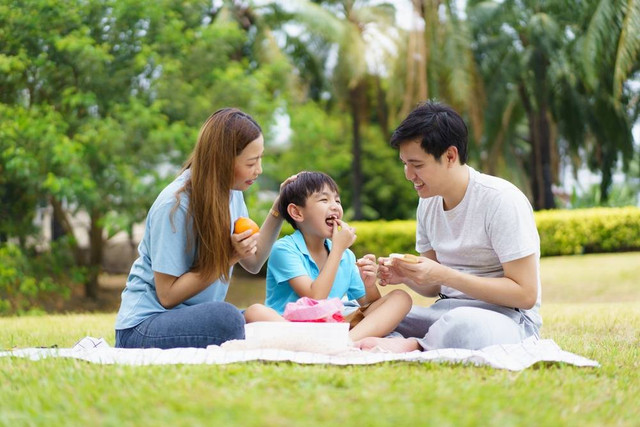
left=243, top=321, right=350, bottom=354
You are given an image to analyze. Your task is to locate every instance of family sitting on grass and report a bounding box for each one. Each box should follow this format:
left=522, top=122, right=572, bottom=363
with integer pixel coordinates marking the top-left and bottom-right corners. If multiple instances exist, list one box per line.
left=114, top=102, right=542, bottom=353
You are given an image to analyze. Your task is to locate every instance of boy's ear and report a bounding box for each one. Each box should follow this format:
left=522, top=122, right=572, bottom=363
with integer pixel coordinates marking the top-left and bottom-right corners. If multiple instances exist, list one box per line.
left=287, top=203, right=304, bottom=222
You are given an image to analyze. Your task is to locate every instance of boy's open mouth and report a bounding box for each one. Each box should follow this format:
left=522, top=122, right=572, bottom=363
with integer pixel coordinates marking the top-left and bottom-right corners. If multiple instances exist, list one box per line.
left=325, top=215, right=338, bottom=227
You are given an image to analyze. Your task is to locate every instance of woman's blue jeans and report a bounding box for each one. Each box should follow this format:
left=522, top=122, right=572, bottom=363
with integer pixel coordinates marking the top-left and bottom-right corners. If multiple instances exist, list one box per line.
left=115, top=301, right=245, bottom=349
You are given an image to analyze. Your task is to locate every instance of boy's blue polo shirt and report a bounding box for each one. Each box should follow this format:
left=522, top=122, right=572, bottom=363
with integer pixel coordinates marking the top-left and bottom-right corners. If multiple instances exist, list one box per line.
left=265, top=229, right=366, bottom=314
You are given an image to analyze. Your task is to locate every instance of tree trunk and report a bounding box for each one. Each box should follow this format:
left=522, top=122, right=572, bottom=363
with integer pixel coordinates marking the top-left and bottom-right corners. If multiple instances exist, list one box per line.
left=51, top=208, right=66, bottom=240
left=86, top=210, right=104, bottom=300
left=349, top=84, right=366, bottom=220
left=518, top=78, right=556, bottom=211
left=527, top=107, right=556, bottom=210
left=50, top=196, right=84, bottom=264
left=375, top=76, right=390, bottom=140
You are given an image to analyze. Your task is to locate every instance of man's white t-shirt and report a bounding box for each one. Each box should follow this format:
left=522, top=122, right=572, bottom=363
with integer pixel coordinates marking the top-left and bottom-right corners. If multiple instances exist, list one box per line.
left=416, top=166, right=542, bottom=328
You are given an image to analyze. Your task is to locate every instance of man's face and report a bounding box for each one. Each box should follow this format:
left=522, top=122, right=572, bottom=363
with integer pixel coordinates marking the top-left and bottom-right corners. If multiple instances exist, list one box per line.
left=398, top=140, right=446, bottom=199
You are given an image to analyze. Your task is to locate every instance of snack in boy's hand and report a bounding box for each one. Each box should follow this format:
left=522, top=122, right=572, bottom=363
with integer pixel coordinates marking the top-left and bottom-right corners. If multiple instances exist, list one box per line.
left=234, top=217, right=260, bottom=235
left=388, top=253, right=420, bottom=264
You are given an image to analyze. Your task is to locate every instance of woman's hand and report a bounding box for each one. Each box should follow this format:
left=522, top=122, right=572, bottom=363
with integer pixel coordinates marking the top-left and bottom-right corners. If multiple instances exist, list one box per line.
left=278, top=173, right=299, bottom=192
left=231, top=229, right=259, bottom=262
left=356, top=254, right=378, bottom=288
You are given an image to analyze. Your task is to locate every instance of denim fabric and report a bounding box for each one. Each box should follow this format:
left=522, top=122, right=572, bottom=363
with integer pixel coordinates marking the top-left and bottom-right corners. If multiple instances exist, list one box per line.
left=115, top=301, right=245, bottom=349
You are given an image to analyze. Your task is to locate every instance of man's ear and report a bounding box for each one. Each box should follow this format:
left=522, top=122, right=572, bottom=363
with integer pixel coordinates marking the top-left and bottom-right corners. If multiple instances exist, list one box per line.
left=445, top=146, right=459, bottom=166
left=287, top=203, right=304, bottom=222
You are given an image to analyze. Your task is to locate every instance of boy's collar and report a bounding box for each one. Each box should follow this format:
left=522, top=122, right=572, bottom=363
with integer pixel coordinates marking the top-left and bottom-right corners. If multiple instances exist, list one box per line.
left=291, top=229, right=332, bottom=255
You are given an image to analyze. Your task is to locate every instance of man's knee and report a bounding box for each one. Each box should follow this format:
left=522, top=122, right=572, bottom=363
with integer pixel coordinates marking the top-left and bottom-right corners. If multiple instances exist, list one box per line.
left=424, top=307, right=523, bottom=350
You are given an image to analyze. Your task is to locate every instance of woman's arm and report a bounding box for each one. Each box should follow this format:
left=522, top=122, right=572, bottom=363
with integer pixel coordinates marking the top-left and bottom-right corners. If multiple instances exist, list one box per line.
left=238, top=206, right=285, bottom=274
left=237, top=174, right=298, bottom=273
left=154, top=270, right=212, bottom=309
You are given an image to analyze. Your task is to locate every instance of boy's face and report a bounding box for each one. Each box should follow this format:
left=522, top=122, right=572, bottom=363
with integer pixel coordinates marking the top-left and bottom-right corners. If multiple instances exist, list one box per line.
left=399, top=140, right=448, bottom=199
left=296, top=184, right=343, bottom=238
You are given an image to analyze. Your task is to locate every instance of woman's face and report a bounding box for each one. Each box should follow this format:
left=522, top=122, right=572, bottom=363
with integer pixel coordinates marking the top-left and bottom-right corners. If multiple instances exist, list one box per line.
left=232, top=134, right=264, bottom=191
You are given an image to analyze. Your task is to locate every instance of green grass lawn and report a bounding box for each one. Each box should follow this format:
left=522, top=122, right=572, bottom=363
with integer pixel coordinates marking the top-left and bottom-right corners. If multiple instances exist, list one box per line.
left=1, top=252, right=639, bottom=426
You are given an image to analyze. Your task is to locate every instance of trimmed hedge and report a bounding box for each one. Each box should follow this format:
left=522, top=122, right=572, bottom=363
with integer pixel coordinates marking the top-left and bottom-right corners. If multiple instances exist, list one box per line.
left=279, top=207, right=640, bottom=258
left=535, top=207, right=640, bottom=256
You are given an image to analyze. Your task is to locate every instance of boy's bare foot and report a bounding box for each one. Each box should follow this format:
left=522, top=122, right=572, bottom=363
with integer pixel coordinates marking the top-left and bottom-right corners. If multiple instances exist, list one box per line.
left=354, top=337, right=421, bottom=353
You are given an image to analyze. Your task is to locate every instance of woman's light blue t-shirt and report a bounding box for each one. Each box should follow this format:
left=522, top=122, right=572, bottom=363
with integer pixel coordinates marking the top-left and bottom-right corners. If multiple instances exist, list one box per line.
left=115, top=169, right=248, bottom=330
left=265, top=230, right=366, bottom=314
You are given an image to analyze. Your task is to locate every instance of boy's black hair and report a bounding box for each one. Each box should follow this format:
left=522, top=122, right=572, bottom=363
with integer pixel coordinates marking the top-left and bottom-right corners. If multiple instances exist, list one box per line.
left=390, top=100, right=468, bottom=164
left=278, top=171, right=339, bottom=230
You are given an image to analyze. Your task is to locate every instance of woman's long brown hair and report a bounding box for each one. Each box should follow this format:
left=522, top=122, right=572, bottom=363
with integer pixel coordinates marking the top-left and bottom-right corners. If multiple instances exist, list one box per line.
left=173, top=108, right=262, bottom=282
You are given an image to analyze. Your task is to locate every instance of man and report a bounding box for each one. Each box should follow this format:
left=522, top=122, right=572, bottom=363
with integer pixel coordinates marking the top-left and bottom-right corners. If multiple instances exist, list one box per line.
left=359, top=101, right=542, bottom=352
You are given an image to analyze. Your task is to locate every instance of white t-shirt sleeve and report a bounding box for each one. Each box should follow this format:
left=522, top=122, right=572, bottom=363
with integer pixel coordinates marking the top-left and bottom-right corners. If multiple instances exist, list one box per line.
left=488, top=189, right=539, bottom=263
left=415, top=198, right=433, bottom=254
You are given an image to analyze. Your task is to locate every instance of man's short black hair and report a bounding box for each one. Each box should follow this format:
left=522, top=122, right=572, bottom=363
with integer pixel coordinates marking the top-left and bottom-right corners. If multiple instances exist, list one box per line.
left=278, top=171, right=339, bottom=230
left=390, top=100, right=468, bottom=164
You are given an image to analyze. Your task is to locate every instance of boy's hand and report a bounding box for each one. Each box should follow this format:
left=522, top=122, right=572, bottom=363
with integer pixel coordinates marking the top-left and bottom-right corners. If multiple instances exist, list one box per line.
left=230, top=229, right=259, bottom=261
left=331, top=219, right=356, bottom=252
left=356, top=254, right=378, bottom=288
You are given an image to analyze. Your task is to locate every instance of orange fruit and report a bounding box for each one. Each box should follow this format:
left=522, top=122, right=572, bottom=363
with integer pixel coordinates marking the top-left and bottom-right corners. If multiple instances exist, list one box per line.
left=234, top=217, right=260, bottom=235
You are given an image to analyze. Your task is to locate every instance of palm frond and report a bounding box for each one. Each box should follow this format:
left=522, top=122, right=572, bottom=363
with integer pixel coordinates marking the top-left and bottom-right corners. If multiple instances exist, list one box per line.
left=582, top=0, right=618, bottom=89
left=613, top=0, right=640, bottom=99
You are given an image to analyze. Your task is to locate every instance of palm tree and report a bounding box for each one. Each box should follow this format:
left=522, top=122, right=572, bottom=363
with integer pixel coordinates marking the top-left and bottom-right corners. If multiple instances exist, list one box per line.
left=390, top=0, right=485, bottom=148
left=257, top=0, right=398, bottom=219
left=468, top=0, right=639, bottom=209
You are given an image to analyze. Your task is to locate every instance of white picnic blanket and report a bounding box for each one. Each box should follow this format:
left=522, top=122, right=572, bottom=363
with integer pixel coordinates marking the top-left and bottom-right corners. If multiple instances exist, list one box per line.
left=1, top=336, right=598, bottom=371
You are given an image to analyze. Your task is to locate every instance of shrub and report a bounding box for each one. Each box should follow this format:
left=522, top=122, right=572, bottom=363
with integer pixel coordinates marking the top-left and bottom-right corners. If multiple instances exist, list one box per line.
left=535, top=207, right=640, bottom=256
left=0, top=239, right=85, bottom=315
left=277, top=207, right=640, bottom=258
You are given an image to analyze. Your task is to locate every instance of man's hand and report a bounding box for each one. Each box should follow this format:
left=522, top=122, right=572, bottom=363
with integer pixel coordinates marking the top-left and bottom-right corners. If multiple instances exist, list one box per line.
left=377, top=254, right=442, bottom=297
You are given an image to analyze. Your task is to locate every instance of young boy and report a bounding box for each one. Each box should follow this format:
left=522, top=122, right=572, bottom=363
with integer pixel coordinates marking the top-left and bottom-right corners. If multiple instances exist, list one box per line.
left=244, top=171, right=412, bottom=343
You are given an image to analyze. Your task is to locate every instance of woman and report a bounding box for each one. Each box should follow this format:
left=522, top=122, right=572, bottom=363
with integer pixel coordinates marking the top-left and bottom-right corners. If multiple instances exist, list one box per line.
left=115, top=108, right=295, bottom=349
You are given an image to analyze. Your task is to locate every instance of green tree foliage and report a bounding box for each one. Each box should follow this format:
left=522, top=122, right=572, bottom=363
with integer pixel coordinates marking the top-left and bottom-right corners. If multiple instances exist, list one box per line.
left=0, top=0, right=290, bottom=298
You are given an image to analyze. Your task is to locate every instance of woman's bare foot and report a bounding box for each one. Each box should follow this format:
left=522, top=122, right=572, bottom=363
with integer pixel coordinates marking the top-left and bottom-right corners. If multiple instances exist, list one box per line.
left=354, top=337, right=421, bottom=353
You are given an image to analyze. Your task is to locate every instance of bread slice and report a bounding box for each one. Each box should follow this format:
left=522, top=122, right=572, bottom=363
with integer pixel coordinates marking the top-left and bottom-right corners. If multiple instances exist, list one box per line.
left=388, top=253, right=420, bottom=264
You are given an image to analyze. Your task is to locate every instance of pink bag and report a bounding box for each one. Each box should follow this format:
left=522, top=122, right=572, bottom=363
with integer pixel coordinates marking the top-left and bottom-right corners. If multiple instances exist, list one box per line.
left=283, top=297, right=345, bottom=323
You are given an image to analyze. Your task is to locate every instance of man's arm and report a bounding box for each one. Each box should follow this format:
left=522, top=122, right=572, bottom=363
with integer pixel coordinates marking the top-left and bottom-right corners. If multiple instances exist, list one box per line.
left=392, top=253, right=538, bottom=309
left=377, top=250, right=441, bottom=298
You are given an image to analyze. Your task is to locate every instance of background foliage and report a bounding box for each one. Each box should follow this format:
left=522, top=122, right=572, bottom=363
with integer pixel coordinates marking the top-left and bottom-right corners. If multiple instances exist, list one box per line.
left=1, top=0, right=639, bottom=302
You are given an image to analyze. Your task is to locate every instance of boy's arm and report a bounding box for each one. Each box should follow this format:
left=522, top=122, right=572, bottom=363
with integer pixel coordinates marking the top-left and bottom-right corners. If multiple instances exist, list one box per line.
left=289, top=220, right=356, bottom=300
left=356, top=254, right=381, bottom=305
left=288, top=248, right=344, bottom=300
